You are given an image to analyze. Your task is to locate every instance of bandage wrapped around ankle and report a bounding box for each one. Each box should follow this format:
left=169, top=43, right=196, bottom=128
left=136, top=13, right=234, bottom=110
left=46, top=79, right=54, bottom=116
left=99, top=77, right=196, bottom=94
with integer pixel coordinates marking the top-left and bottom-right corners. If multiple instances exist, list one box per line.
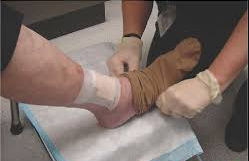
left=73, top=68, right=121, bottom=110
left=197, top=70, right=222, bottom=104
left=122, top=38, right=202, bottom=114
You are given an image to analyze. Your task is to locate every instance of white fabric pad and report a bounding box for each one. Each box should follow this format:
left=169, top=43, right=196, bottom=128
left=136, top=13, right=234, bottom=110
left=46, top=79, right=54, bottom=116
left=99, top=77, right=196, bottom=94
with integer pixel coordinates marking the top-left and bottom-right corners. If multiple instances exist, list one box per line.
left=22, top=42, right=202, bottom=161
left=73, top=68, right=121, bottom=110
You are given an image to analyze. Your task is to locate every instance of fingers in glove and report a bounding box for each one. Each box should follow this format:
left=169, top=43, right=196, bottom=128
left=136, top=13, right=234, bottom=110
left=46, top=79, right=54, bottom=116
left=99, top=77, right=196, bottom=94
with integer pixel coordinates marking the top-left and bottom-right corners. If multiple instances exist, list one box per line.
left=171, top=112, right=182, bottom=118
left=127, top=60, right=139, bottom=72
left=107, top=60, right=124, bottom=76
left=168, top=103, right=196, bottom=119
left=158, top=105, right=171, bottom=115
left=183, top=110, right=197, bottom=119
left=156, top=96, right=170, bottom=115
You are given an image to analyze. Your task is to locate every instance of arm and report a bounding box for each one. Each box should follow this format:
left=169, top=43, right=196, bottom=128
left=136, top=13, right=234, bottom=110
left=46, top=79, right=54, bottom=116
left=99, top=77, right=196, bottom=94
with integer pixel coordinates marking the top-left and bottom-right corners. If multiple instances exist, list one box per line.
left=107, top=1, right=153, bottom=75
left=122, top=0, right=153, bottom=37
left=209, top=10, right=248, bottom=92
left=156, top=10, right=248, bottom=118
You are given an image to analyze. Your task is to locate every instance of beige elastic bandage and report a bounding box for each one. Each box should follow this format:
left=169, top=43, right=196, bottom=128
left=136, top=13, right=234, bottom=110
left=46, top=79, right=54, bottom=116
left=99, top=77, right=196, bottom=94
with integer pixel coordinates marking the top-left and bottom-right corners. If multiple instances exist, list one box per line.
left=122, top=38, right=202, bottom=114
left=197, top=69, right=222, bottom=104
left=73, top=68, right=121, bottom=110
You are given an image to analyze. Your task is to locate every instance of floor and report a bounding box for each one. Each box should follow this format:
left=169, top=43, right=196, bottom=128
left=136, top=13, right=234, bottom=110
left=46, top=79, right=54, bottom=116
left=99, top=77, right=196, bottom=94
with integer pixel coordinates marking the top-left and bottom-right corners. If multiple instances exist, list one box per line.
left=1, top=1, right=248, bottom=161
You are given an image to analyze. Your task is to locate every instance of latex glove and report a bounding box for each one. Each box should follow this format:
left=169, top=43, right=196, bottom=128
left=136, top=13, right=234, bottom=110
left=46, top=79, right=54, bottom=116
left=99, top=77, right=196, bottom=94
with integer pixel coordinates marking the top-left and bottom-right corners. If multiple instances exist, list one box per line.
left=156, top=70, right=222, bottom=118
left=107, top=37, right=143, bottom=76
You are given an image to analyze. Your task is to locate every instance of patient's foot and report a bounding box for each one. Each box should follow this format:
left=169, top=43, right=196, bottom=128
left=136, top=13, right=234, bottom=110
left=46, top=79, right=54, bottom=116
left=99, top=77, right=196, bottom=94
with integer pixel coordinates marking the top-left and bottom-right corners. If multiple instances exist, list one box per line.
left=77, top=77, right=136, bottom=128
left=122, top=38, right=202, bottom=114
left=73, top=38, right=201, bottom=128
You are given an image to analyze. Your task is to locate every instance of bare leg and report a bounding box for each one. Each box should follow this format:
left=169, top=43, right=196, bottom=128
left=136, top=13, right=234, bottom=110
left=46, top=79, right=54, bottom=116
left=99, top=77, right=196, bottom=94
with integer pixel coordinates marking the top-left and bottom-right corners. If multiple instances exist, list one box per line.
left=72, top=77, right=136, bottom=128
left=1, top=25, right=135, bottom=128
left=1, top=25, right=83, bottom=106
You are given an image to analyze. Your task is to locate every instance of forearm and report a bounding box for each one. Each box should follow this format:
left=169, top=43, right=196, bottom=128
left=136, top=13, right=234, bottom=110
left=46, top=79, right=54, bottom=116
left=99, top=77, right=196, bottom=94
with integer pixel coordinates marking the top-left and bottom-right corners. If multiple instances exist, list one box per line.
left=122, top=0, right=153, bottom=37
left=1, top=25, right=83, bottom=106
left=209, top=10, right=248, bottom=92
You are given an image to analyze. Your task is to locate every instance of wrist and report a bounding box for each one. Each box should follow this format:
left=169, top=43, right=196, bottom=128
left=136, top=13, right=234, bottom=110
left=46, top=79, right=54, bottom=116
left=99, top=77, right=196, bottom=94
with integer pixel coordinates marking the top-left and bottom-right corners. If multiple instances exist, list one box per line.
left=120, top=36, right=143, bottom=49
left=197, top=69, right=223, bottom=104
left=123, top=33, right=141, bottom=39
left=208, top=67, right=227, bottom=92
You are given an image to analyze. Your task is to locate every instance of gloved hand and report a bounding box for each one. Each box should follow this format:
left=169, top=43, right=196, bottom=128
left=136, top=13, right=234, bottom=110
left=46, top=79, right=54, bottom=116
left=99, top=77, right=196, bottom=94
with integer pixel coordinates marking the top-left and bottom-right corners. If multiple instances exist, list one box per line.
left=107, top=37, right=143, bottom=76
left=156, top=70, right=222, bottom=118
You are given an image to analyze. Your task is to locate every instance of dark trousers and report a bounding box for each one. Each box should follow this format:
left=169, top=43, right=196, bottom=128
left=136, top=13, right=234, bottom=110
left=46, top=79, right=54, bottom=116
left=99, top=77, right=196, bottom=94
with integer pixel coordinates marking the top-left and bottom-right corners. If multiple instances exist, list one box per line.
left=146, top=2, right=247, bottom=150
left=146, top=2, right=247, bottom=79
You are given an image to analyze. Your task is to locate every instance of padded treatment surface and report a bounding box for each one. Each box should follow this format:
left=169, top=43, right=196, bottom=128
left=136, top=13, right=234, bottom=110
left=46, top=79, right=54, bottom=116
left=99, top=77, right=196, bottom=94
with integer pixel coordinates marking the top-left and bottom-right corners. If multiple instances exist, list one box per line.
left=21, top=42, right=203, bottom=161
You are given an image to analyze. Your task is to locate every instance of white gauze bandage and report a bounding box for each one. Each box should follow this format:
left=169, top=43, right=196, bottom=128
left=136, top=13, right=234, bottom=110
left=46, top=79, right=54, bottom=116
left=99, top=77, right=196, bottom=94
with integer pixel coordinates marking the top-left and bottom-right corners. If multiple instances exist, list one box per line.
left=73, top=68, right=121, bottom=110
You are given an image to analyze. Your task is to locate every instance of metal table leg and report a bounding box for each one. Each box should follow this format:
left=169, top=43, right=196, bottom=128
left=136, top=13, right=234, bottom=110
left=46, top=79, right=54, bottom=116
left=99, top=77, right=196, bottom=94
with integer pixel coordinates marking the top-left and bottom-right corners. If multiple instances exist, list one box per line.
left=10, top=101, right=23, bottom=135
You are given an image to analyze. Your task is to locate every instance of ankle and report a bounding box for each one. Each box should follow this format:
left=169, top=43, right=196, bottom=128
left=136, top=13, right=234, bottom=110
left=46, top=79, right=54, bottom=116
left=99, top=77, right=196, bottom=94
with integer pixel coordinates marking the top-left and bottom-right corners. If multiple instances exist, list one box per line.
left=115, top=77, right=136, bottom=113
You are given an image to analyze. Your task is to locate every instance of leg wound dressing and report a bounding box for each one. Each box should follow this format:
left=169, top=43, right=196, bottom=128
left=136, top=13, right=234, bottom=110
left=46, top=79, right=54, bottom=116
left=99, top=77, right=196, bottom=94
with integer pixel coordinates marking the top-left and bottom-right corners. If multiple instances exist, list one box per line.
left=73, top=68, right=120, bottom=110
left=122, top=38, right=202, bottom=114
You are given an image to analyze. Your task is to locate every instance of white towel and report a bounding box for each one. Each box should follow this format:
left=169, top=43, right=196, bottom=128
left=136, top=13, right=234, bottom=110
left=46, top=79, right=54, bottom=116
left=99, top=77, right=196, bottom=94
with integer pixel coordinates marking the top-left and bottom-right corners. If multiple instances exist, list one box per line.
left=21, top=42, right=203, bottom=161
